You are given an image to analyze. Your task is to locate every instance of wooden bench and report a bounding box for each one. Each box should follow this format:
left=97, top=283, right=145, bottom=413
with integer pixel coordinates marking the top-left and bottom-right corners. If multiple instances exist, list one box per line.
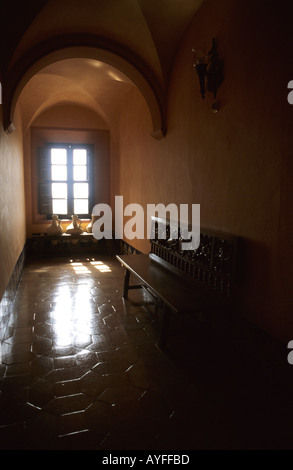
left=116, top=217, right=238, bottom=348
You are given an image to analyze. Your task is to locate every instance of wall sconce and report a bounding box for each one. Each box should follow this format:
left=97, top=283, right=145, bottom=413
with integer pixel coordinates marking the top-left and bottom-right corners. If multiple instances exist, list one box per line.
left=192, top=38, right=224, bottom=112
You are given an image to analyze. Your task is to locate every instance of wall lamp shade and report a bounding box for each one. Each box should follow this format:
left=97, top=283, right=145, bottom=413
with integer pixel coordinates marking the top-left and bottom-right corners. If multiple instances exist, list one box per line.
left=195, top=62, right=208, bottom=99
left=193, top=38, right=224, bottom=107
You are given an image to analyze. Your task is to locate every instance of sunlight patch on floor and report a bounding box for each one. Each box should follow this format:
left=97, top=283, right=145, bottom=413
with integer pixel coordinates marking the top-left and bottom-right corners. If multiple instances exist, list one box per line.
left=69, top=259, right=112, bottom=274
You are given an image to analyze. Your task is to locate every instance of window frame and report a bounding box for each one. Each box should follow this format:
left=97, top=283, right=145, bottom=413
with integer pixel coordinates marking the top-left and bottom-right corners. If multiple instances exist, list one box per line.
left=38, top=142, right=95, bottom=220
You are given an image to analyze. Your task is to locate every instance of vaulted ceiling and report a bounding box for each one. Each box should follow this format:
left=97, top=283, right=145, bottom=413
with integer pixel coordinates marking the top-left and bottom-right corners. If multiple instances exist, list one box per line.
left=1, top=0, right=204, bottom=136
left=18, top=59, right=133, bottom=133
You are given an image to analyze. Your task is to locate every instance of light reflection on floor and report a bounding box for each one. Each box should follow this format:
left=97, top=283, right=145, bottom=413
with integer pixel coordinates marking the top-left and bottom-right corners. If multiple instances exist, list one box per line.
left=49, top=259, right=113, bottom=349
left=51, top=282, right=94, bottom=349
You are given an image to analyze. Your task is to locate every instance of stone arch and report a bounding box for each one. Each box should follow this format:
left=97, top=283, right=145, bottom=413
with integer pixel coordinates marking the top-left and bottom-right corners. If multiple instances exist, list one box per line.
left=3, top=35, right=167, bottom=138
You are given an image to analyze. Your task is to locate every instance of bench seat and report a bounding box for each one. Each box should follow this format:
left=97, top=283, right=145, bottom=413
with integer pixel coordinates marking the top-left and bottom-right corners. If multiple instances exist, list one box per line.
left=117, top=216, right=237, bottom=348
left=117, top=252, right=232, bottom=347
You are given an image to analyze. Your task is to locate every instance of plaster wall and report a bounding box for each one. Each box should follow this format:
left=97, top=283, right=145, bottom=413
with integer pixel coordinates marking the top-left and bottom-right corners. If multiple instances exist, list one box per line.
left=116, top=0, right=293, bottom=342
left=0, top=105, right=26, bottom=301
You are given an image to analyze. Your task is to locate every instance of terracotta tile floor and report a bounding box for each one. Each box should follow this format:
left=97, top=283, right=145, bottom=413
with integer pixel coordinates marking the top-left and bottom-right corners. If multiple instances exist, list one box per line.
left=0, top=254, right=292, bottom=450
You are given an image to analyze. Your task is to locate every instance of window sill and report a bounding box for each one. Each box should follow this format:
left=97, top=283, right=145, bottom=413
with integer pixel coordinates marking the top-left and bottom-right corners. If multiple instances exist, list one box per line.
left=32, top=232, right=95, bottom=238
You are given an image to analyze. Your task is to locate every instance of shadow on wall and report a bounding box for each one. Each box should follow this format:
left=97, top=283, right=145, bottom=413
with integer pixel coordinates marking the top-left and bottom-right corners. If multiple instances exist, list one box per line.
left=235, top=236, right=271, bottom=305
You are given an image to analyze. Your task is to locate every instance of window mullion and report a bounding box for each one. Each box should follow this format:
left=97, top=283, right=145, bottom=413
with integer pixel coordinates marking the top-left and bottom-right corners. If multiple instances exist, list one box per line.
left=67, top=147, right=74, bottom=216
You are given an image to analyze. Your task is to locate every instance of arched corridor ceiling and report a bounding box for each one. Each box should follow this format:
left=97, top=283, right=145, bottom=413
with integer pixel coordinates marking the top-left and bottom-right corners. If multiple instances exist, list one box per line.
left=18, top=58, right=134, bottom=133
left=1, top=0, right=204, bottom=137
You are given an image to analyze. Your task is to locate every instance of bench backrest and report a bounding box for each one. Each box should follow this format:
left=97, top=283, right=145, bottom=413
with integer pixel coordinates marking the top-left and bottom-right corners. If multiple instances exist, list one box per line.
left=150, top=217, right=237, bottom=296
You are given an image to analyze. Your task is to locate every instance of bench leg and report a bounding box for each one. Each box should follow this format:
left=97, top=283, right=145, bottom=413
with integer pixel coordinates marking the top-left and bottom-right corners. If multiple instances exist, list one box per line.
left=123, top=269, right=130, bottom=299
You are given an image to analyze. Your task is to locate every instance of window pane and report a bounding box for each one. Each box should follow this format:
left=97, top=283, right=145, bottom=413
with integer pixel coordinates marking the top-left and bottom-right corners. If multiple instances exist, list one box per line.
left=74, top=199, right=89, bottom=214
left=51, top=148, right=67, bottom=165
left=52, top=165, right=67, bottom=181
left=73, top=149, right=87, bottom=165
left=73, top=166, right=87, bottom=181
left=52, top=199, right=68, bottom=214
left=44, top=144, right=92, bottom=218
left=52, top=183, right=67, bottom=199
left=74, top=183, right=88, bottom=198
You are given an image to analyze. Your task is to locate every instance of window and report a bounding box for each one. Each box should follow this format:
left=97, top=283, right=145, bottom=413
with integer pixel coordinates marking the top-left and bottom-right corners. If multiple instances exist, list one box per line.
left=38, top=143, right=94, bottom=219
